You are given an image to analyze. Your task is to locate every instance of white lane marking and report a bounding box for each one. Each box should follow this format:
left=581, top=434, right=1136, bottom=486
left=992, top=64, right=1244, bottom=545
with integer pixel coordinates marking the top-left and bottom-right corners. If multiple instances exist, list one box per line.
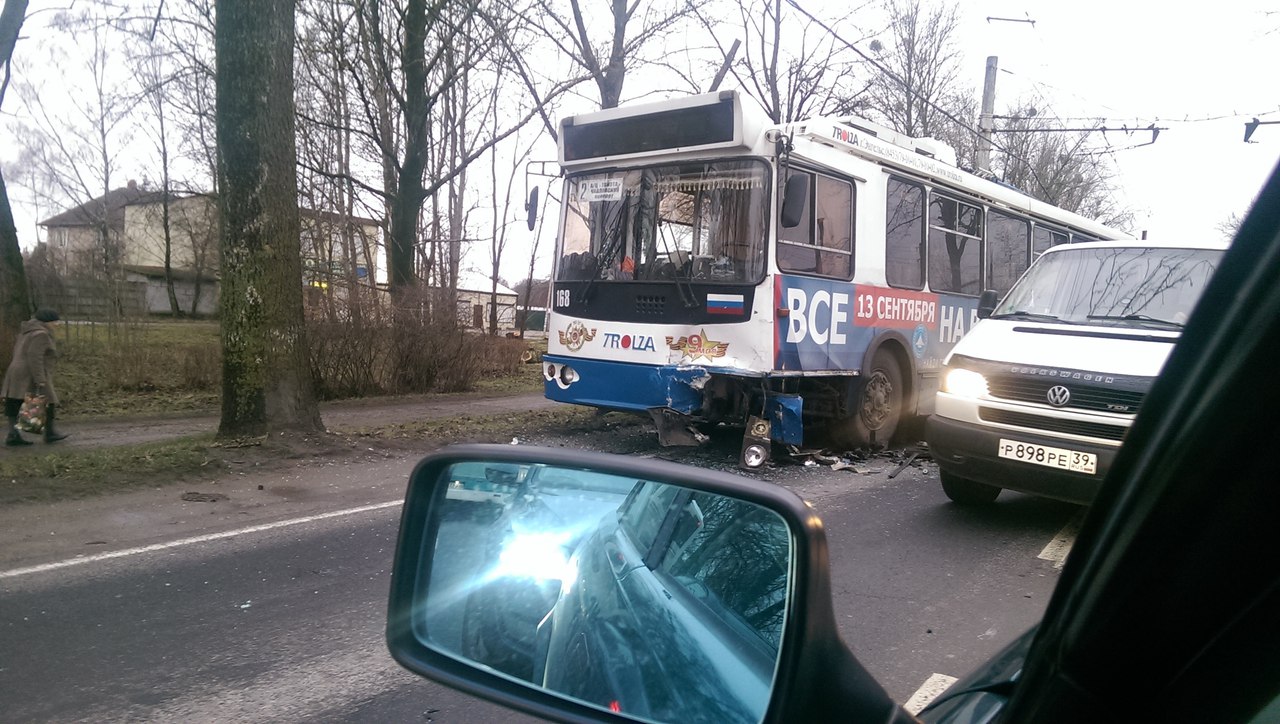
left=1037, top=510, right=1085, bottom=569
left=904, top=672, right=959, bottom=715
left=0, top=500, right=402, bottom=580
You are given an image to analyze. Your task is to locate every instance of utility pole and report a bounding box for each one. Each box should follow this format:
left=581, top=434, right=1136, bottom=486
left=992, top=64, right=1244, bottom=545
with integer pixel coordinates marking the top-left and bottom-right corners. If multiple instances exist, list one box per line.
left=976, top=56, right=998, bottom=175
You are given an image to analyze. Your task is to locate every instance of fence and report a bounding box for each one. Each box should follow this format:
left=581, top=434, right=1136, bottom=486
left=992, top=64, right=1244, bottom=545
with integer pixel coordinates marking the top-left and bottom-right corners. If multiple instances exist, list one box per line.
left=30, top=280, right=148, bottom=320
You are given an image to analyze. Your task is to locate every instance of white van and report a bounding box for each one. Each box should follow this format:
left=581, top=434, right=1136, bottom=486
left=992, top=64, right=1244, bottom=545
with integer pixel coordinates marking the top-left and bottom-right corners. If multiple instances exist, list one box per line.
left=926, top=239, right=1227, bottom=505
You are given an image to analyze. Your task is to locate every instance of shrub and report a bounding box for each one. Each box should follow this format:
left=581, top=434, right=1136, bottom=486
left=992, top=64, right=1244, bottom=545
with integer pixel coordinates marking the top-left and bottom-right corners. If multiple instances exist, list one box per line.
left=307, top=318, right=529, bottom=399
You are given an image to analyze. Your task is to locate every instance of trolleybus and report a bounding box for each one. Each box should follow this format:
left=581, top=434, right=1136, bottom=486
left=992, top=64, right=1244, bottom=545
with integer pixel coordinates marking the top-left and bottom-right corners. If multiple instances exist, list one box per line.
left=536, top=90, right=1125, bottom=466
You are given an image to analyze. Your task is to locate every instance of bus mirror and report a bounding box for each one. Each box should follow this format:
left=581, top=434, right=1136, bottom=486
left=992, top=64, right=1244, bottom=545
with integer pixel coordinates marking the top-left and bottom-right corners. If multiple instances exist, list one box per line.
left=977, top=289, right=999, bottom=319
left=780, top=174, right=809, bottom=228
left=526, top=186, right=540, bottom=231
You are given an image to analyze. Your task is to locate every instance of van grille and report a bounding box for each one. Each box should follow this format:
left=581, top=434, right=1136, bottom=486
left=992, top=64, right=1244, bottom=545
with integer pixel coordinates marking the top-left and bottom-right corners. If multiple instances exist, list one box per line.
left=986, top=376, right=1146, bottom=414
left=979, top=408, right=1128, bottom=442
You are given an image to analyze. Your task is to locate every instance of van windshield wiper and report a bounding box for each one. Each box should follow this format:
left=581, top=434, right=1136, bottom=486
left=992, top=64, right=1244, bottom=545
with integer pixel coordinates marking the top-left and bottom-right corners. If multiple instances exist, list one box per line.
left=988, top=310, right=1061, bottom=322
left=1086, top=314, right=1183, bottom=329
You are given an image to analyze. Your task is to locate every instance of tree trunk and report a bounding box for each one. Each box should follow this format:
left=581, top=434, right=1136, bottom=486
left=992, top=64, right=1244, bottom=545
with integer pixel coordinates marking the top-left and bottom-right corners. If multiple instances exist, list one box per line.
left=215, top=0, right=324, bottom=437
left=0, top=0, right=27, bottom=349
left=387, top=0, right=432, bottom=303
left=157, top=101, right=182, bottom=317
left=0, top=168, right=31, bottom=350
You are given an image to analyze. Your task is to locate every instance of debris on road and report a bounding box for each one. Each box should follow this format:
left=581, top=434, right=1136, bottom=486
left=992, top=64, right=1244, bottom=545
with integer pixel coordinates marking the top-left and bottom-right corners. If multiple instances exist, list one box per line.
left=181, top=492, right=229, bottom=503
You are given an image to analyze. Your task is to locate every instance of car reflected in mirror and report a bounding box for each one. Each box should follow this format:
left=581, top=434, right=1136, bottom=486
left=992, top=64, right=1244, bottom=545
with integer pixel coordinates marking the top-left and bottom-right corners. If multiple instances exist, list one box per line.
left=391, top=450, right=793, bottom=724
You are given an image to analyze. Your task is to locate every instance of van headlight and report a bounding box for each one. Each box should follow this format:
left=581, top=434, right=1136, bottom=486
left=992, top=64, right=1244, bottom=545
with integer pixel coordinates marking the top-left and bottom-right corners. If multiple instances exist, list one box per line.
left=943, top=367, right=989, bottom=399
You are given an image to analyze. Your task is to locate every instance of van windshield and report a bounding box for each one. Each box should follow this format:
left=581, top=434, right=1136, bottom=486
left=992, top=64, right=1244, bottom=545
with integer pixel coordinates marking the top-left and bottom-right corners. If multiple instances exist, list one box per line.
left=992, top=246, right=1224, bottom=329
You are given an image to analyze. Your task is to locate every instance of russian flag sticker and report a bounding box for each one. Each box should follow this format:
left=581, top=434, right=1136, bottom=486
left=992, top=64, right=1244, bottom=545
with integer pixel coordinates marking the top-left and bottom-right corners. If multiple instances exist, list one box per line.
left=707, top=293, right=745, bottom=315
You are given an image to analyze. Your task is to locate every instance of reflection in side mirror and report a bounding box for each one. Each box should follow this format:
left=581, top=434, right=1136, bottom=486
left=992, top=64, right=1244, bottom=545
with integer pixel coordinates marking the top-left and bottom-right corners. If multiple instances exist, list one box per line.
left=977, top=289, right=999, bottom=319
left=398, top=456, right=793, bottom=724
left=526, top=186, right=540, bottom=231
left=780, top=173, right=809, bottom=229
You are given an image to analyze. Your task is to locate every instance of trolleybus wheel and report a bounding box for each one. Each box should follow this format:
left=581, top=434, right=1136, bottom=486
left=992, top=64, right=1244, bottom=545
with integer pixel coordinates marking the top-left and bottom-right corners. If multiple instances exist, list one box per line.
left=833, top=349, right=904, bottom=449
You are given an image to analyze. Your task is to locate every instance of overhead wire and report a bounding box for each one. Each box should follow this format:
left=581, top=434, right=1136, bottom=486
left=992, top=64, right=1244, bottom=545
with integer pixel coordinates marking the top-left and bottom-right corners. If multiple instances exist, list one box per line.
left=784, top=0, right=1090, bottom=197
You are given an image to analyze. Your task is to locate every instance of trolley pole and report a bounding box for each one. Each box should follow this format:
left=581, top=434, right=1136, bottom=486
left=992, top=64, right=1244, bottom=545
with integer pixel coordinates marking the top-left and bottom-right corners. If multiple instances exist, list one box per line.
left=976, top=56, right=998, bottom=174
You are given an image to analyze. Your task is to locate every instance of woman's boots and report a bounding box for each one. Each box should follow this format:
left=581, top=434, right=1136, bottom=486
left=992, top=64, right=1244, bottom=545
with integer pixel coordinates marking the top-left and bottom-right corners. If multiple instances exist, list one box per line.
left=5, top=415, right=32, bottom=446
left=44, top=405, right=68, bottom=443
left=4, top=407, right=67, bottom=445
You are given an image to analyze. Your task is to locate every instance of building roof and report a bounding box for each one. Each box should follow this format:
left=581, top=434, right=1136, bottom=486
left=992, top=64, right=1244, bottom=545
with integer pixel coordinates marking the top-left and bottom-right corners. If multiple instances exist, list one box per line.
left=300, top=207, right=381, bottom=228
left=123, top=264, right=220, bottom=283
left=456, top=269, right=518, bottom=297
left=39, top=181, right=166, bottom=228
left=42, top=183, right=380, bottom=231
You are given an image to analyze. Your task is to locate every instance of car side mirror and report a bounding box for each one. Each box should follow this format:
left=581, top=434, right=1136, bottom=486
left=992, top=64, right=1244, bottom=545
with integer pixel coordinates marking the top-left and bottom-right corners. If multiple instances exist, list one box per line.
left=387, top=444, right=913, bottom=724
left=780, top=174, right=809, bottom=229
left=977, top=289, right=999, bottom=319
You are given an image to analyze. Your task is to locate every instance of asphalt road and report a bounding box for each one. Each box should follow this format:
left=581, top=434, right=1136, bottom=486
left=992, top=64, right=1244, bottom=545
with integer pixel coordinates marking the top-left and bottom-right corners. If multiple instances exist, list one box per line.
left=0, top=425, right=1082, bottom=721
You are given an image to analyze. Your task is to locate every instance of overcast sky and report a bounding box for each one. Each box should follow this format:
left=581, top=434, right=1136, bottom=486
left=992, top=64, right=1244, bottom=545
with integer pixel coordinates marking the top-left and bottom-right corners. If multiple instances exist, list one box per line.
left=957, top=1, right=1279, bottom=240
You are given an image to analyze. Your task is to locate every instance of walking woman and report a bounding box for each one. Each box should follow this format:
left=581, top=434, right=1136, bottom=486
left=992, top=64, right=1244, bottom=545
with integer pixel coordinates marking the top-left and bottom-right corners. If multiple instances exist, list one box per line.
left=3, top=308, right=69, bottom=446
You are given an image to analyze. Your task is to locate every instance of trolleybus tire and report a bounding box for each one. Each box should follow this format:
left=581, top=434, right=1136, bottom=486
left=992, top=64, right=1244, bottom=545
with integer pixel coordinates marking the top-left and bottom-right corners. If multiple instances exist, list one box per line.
left=833, top=348, right=904, bottom=449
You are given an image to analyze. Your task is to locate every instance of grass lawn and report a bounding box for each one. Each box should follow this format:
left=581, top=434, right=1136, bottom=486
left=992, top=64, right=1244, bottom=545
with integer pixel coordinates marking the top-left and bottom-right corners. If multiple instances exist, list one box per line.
left=51, top=320, right=545, bottom=418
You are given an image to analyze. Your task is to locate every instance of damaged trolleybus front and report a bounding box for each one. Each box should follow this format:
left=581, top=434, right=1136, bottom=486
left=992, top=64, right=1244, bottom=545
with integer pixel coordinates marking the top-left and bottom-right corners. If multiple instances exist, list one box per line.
left=538, top=90, right=1124, bottom=467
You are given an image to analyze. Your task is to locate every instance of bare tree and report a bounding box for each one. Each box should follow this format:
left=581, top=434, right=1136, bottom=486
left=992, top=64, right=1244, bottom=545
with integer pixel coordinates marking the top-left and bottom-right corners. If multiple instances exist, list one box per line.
left=864, top=0, right=967, bottom=139
left=11, top=12, right=138, bottom=283
left=216, top=0, right=323, bottom=436
left=340, top=0, right=555, bottom=308
left=993, top=107, right=1134, bottom=229
left=698, top=0, right=874, bottom=123
left=486, top=119, right=537, bottom=334
left=516, top=0, right=712, bottom=110
left=296, top=0, right=378, bottom=323
left=133, top=53, right=186, bottom=315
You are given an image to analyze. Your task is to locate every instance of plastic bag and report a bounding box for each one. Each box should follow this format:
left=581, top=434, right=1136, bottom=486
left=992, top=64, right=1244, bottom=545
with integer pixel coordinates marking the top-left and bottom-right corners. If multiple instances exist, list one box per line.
left=17, top=393, right=47, bottom=434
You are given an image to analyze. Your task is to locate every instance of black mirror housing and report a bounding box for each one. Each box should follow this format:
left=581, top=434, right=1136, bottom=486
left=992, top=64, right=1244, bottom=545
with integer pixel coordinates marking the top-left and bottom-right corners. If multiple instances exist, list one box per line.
left=526, top=186, right=540, bottom=231
left=780, top=174, right=809, bottom=229
left=387, top=444, right=912, bottom=724
left=977, top=289, right=999, bottom=319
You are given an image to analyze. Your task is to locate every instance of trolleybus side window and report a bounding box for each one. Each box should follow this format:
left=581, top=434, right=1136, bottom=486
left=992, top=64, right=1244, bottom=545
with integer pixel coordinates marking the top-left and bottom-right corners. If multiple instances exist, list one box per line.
left=777, top=170, right=854, bottom=279
left=928, top=193, right=984, bottom=295
left=886, top=176, right=926, bottom=290
left=1033, top=224, right=1069, bottom=260
left=987, top=210, right=1031, bottom=295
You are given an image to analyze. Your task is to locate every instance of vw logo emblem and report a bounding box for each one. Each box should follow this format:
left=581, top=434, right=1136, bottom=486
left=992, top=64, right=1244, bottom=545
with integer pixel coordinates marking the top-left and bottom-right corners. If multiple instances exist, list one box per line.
left=1046, top=385, right=1071, bottom=407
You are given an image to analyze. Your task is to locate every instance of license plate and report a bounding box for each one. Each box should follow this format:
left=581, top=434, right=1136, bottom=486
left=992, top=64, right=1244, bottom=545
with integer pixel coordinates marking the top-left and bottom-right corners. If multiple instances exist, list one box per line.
left=997, top=438, right=1097, bottom=474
